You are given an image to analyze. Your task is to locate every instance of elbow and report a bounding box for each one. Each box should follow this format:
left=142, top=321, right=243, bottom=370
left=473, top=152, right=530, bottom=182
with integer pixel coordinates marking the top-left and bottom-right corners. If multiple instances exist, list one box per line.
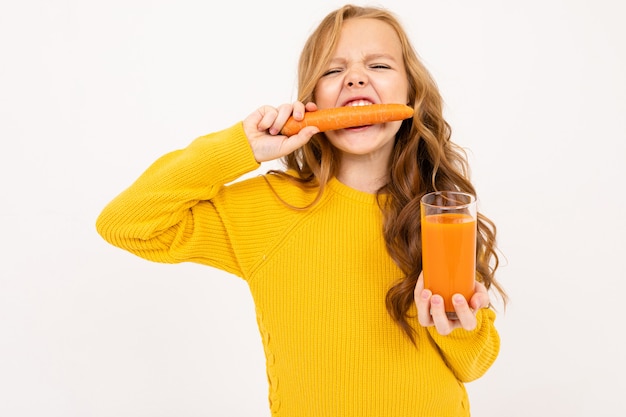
left=95, top=208, right=114, bottom=243
left=95, top=205, right=131, bottom=248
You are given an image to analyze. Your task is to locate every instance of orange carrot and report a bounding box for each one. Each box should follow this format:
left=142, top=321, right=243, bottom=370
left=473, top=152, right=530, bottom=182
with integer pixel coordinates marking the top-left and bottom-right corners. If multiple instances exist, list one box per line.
left=280, top=103, right=414, bottom=136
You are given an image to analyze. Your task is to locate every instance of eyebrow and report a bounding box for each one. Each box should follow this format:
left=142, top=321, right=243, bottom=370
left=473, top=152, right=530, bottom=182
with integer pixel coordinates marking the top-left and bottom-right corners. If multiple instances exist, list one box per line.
left=366, top=53, right=398, bottom=61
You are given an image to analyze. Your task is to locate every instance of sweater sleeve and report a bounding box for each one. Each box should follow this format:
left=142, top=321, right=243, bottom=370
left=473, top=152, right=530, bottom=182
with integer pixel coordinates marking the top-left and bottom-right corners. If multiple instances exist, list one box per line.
left=426, top=308, right=500, bottom=382
left=95, top=122, right=260, bottom=276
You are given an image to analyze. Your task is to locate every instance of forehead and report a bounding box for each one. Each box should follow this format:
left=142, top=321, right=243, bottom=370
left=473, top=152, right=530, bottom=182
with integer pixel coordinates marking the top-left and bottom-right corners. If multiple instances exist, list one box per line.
left=335, top=18, right=402, bottom=52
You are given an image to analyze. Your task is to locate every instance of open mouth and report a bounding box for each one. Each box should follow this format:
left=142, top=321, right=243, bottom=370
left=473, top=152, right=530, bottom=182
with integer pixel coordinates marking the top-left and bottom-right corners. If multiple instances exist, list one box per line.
left=344, top=99, right=375, bottom=107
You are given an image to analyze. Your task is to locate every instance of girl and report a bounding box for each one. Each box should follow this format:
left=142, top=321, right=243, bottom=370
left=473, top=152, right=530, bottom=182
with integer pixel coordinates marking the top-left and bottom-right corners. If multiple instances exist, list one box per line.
left=97, top=4, right=506, bottom=416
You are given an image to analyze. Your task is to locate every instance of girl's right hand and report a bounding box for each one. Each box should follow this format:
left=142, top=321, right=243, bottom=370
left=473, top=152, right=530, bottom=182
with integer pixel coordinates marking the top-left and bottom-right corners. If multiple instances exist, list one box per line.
left=243, top=101, right=320, bottom=163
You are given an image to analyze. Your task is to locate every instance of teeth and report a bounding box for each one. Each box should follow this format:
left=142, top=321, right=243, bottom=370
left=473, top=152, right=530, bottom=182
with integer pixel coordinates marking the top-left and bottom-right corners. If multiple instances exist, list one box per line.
left=346, top=100, right=373, bottom=107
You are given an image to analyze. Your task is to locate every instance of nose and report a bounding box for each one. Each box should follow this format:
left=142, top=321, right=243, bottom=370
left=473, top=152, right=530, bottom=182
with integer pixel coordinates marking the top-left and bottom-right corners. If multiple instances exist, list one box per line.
left=347, top=80, right=365, bottom=87
left=345, top=68, right=367, bottom=88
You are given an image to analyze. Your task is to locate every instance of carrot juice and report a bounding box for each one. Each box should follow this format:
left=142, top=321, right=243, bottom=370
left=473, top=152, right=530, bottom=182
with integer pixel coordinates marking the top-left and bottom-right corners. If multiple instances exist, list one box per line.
left=420, top=192, right=477, bottom=318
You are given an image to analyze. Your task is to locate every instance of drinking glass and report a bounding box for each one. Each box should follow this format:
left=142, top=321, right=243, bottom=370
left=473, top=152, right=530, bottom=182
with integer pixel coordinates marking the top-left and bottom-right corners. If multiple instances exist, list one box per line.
left=421, top=191, right=477, bottom=319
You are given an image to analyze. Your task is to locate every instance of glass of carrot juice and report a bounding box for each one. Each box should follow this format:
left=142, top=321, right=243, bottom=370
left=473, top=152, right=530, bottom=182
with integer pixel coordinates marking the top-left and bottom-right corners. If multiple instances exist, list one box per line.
left=420, top=191, right=477, bottom=320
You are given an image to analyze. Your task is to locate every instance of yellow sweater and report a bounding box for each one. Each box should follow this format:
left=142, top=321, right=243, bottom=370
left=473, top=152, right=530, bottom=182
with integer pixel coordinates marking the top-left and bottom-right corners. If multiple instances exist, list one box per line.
left=96, top=123, right=500, bottom=417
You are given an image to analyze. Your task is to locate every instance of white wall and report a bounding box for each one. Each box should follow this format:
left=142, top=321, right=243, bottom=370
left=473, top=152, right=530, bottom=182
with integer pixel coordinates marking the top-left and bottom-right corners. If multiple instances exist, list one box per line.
left=1, top=0, right=624, bottom=416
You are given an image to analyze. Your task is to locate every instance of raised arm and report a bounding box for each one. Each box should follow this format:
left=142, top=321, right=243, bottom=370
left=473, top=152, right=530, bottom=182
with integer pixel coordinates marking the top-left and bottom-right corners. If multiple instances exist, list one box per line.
left=95, top=123, right=260, bottom=269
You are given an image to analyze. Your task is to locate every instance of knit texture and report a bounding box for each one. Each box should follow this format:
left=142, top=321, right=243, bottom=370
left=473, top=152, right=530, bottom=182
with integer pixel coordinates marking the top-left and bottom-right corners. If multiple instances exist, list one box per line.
left=96, top=122, right=500, bottom=417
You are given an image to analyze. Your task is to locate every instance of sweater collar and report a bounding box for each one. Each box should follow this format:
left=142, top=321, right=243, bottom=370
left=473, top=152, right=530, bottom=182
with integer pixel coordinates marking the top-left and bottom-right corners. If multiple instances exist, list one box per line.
left=327, top=177, right=382, bottom=205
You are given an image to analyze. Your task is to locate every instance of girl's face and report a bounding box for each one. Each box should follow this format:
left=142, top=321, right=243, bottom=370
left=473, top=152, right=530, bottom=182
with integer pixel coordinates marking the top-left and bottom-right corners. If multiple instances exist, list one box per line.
left=314, top=18, right=409, bottom=164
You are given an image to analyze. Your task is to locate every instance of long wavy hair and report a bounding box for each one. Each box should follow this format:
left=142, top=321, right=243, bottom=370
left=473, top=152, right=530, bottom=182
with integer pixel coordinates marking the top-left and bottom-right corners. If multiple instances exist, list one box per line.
left=272, top=4, right=507, bottom=343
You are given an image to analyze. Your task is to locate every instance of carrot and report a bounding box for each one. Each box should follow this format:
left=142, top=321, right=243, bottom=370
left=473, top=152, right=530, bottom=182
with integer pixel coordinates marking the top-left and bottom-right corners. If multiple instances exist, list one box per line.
left=280, top=103, right=414, bottom=136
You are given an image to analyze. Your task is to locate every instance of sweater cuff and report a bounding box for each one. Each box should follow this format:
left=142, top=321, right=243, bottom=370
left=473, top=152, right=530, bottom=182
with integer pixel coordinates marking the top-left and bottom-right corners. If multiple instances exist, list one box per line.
left=428, top=307, right=497, bottom=346
left=187, top=121, right=260, bottom=185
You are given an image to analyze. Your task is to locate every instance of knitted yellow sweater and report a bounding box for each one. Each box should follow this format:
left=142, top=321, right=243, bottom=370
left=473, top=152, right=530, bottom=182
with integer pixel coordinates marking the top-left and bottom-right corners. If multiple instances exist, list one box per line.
left=96, top=123, right=500, bottom=417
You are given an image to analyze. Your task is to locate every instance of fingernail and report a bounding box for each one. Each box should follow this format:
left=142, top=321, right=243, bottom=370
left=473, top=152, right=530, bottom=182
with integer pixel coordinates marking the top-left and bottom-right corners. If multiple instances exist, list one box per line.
left=421, top=289, right=431, bottom=300
left=453, top=294, right=465, bottom=304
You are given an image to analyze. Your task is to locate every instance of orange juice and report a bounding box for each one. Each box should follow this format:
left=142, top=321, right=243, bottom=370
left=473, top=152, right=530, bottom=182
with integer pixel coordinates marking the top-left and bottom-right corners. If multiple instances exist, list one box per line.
left=421, top=212, right=476, bottom=313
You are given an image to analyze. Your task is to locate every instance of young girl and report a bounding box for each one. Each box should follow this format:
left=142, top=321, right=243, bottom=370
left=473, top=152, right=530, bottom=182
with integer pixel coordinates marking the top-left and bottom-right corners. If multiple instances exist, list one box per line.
left=97, top=4, right=506, bottom=416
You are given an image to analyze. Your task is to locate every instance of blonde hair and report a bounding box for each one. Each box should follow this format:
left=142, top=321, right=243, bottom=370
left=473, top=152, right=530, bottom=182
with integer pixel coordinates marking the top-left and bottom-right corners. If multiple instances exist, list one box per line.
left=272, top=4, right=507, bottom=343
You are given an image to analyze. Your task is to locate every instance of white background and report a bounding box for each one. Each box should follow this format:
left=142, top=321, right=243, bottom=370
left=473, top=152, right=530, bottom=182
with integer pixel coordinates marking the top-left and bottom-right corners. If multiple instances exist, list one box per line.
left=1, top=0, right=625, bottom=416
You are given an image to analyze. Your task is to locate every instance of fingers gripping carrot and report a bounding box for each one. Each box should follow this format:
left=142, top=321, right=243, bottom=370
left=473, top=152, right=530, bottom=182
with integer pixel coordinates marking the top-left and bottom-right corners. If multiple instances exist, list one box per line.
left=280, top=103, right=414, bottom=136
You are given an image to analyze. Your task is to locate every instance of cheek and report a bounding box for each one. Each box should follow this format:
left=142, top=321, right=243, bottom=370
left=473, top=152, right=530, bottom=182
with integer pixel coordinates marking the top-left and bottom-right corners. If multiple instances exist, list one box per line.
left=382, top=79, right=410, bottom=103
left=314, top=81, right=340, bottom=108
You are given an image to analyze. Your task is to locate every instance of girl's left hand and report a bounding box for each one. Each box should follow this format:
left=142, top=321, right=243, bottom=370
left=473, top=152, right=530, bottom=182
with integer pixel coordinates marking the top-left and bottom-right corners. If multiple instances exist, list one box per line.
left=415, top=272, right=491, bottom=336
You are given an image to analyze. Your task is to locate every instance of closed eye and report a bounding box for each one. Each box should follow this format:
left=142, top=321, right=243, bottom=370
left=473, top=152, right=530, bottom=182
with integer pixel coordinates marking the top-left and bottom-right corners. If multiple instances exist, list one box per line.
left=322, top=68, right=343, bottom=76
